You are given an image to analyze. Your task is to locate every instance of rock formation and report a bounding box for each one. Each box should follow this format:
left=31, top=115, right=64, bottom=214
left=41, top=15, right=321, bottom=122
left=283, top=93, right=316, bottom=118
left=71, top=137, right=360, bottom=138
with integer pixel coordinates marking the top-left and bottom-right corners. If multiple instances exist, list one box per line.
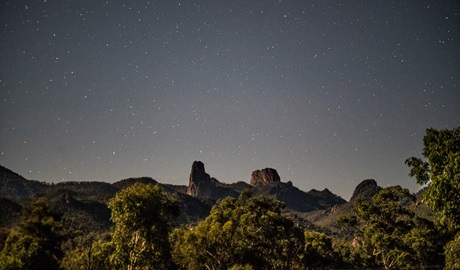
left=350, top=179, right=381, bottom=201
left=249, top=167, right=346, bottom=212
left=187, top=161, right=213, bottom=197
left=250, top=168, right=281, bottom=186
left=187, top=161, right=238, bottom=199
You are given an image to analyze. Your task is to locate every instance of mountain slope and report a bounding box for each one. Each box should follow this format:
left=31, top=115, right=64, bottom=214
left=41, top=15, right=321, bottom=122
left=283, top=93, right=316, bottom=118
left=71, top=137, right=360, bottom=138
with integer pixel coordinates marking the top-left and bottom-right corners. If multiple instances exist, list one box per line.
left=0, top=165, right=50, bottom=199
left=186, top=162, right=346, bottom=212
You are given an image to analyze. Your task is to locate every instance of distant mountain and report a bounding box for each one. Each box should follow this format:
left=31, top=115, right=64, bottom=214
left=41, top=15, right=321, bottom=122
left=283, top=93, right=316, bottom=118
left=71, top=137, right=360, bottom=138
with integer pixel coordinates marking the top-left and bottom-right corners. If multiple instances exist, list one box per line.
left=2, top=162, right=429, bottom=234
left=299, top=179, right=436, bottom=236
left=0, top=164, right=209, bottom=231
left=186, top=161, right=239, bottom=199
left=186, top=161, right=346, bottom=212
left=0, top=165, right=50, bottom=199
left=298, top=179, right=383, bottom=233
left=349, top=179, right=381, bottom=202
left=113, top=177, right=158, bottom=190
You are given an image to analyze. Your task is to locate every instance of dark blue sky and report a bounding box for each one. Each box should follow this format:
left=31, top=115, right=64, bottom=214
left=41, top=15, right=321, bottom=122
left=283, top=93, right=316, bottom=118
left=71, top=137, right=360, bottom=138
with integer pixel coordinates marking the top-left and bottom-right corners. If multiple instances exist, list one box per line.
left=1, top=0, right=459, bottom=199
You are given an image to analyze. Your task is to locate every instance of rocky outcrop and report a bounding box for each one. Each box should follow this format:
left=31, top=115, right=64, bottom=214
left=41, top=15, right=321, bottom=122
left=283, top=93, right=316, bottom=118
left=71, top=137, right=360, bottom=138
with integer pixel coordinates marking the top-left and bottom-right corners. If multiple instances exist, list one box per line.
left=250, top=168, right=281, bottom=186
left=249, top=167, right=346, bottom=212
left=350, top=179, right=381, bottom=201
left=187, top=161, right=238, bottom=199
left=187, top=161, right=213, bottom=197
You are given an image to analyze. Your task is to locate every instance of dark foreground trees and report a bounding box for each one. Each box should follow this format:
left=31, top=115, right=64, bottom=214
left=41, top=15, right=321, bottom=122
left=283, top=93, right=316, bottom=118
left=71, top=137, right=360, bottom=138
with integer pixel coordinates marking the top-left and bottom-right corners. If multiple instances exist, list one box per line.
left=405, top=126, right=460, bottom=268
left=405, top=126, right=460, bottom=228
left=171, top=191, right=305, bottom=270
left=2, top=125, right=459, bottom=270
left=171, top=191, right=346, bottom=270
left=59, top=183, right=180, bottom=270
left=338, top=186, right=444, bottom=269
left=0, top=199, right=64, bottom=270
left=108, top=183, right=180, bottom=270
left=3, top=183, right=446, bottom=269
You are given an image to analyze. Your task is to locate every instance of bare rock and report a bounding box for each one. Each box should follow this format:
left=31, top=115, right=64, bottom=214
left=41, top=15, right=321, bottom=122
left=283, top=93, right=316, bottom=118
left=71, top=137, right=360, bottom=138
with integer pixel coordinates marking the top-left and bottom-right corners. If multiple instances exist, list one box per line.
left=187, top=161, right=212, bottom=197
left=187, top=161, right=238, bottom=199
left=250, top=168, right=281, bottom=186
left=350, top=179, right=381, bottom=201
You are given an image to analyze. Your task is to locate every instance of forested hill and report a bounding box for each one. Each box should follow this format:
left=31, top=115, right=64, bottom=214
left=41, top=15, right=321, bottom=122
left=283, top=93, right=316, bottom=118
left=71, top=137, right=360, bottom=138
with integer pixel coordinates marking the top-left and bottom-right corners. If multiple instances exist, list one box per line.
left=0, top=161, right=430, bottom=234
left=1, top=127, right=458, bottom=269
left=0, top=162, right=346, bottom=228
left=0, top=162, right=346, bottom=210
left=0, top=163, right=446, bottom=269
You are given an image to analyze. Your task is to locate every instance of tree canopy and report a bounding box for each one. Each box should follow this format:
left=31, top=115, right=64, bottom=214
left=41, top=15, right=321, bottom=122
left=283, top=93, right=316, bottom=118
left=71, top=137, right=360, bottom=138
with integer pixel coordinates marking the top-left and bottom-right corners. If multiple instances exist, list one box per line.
left=405, top=126, right=460, bottom=227
left=172, top=191, right=306, bottom=270
left=1, top=127, right=459, bottom=269
left=338, top=186, right=443, bottom=269
left=0, top=199, right=64, bottom=270
left=405, top=126, right=460, bottom=268
left=108, top=183, right=179, bottom=270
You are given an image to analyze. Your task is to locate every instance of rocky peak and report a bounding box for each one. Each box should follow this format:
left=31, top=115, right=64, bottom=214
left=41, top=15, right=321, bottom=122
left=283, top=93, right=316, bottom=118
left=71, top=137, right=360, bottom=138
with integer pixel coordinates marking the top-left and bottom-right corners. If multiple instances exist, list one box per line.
left=187, top=161, right=212, bottom=197
left=350, top=179, right=381, bottom=201
left=250, top=168, right=281, bottom=186
left=186, top=161, right=239, bottom=199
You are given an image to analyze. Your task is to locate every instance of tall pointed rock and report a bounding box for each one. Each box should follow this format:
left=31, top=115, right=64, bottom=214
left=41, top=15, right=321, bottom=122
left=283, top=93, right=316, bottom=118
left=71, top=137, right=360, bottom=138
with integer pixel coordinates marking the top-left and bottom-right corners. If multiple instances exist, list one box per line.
left=187, top=161, right=212, bottom=197
left=186, top=161, right=239, bottom=199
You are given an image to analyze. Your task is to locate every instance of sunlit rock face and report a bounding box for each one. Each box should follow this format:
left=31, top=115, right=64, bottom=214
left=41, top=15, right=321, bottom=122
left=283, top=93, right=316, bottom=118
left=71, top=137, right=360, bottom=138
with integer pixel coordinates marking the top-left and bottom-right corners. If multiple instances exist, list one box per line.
left=250, top=168, right=281, bottom=187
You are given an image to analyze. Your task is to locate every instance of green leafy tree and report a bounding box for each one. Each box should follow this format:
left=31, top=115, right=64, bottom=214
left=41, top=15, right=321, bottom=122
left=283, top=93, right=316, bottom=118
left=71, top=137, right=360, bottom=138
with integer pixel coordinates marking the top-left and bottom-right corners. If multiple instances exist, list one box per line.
left=445, top=232, right=460, bottom=269
left=108, top=183, right=179, bottom=270
left=172, top=191, right=304, bottom=270
left=330, top=236, right=362, bottom=269
left=303, top=231, right=341, bottom=269
left=405, top=126, right=460, bottom=228
left=60, top=232, right=113, bottom=270
left=338, top=186, right=442, bottom=269
left=0, top=198, right=64, bottom=270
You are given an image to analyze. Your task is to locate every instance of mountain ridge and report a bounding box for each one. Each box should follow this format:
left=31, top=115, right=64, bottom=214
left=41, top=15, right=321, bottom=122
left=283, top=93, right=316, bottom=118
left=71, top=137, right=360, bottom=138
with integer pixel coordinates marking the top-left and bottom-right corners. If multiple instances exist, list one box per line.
left=1, top=162, right=414, bottom=233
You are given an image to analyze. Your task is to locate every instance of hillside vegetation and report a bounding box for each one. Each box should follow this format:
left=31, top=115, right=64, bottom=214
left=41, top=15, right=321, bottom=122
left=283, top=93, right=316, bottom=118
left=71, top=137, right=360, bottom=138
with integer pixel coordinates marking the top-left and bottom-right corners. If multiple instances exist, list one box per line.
left=0, top=126, right=458, bottom=269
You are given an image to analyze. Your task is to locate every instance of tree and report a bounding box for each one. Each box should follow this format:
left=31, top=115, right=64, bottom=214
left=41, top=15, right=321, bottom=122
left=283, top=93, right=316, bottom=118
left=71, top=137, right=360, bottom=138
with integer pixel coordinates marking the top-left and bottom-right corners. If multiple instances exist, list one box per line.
left=0, top=198, right=64, bottom=270
left=303, top=231, right=341, bottom=269
left=445, top=232, right=460, bottom=269
left=108, top=183, right=179, bottom=270
left=405, top=126, right=460, bottom=228
left=338, top=186, right=442, bottom=269
left=60, top=232, right=113, bottom=270
left=171, top=191, right=304, bottom=270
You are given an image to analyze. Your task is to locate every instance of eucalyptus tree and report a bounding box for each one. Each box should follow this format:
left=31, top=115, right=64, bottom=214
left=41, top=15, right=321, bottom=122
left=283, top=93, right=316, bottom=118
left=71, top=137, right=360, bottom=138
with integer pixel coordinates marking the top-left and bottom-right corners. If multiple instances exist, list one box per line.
left=405, top=126, right=460, bottom=228
left=172, top=191, right=304, bottom=270
left=0, top=198, right=64, bottom=270
left=339, top=186, right=442, bottom=269
left=406, top=126, right=460, bottom=268
left=108, top=183, right=179, bottom=270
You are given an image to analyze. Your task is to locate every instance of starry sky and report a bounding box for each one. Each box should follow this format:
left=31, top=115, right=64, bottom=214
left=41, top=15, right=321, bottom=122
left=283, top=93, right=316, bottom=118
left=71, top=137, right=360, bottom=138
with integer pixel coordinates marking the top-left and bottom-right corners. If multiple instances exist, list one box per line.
left=1, top=0, right=459, bottom=200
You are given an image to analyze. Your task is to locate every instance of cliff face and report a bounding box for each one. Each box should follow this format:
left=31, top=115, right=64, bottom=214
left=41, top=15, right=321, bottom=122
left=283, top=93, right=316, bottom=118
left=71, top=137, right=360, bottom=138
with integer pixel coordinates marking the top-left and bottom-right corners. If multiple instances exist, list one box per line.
left=349, top=179, right=381, bottom=202
left=187, top=161, right=238, bottom=199
left=247, top=167, right=346, bottom=212
left=250, top=168, right=281, bottom=186
left=185, top=162, right=347, bottom=212
left=187, top=161, right=213, bottom=197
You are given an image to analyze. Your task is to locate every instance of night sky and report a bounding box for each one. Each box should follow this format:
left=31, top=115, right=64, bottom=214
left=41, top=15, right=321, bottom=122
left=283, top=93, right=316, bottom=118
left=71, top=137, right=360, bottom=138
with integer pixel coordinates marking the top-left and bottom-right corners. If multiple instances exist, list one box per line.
left=1, top=0, right=459, bottom=200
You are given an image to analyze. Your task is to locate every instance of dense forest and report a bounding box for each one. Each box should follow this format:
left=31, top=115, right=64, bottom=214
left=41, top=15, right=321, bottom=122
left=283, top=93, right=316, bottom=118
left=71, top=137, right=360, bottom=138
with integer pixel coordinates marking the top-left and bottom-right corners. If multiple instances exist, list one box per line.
left=0, top=127, right=459, bottom=269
